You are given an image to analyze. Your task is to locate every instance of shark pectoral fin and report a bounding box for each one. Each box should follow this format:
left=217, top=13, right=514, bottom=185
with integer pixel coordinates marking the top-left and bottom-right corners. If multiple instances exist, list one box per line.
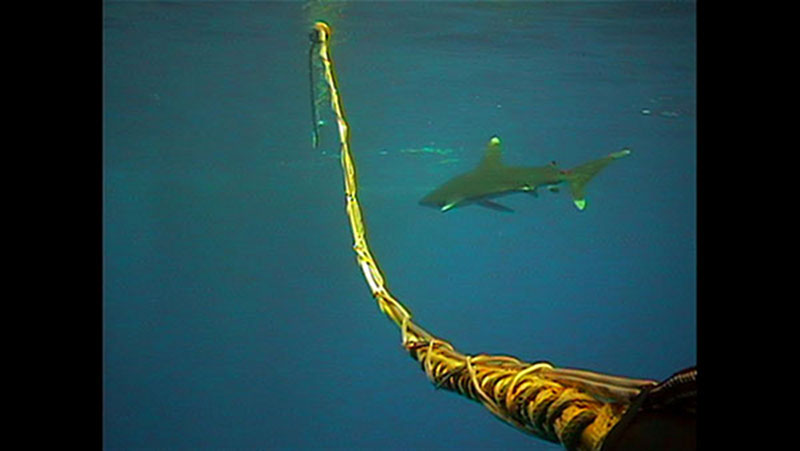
left=573, top=198, right=587, bottom=211
left=441, top=202, right=458, bottom=212
left=477, top=200, right=514, bottom=213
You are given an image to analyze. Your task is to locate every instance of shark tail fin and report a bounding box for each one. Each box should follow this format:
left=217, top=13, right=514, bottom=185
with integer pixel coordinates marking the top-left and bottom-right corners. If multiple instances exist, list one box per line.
left=565, top=148, right=631, bottom=210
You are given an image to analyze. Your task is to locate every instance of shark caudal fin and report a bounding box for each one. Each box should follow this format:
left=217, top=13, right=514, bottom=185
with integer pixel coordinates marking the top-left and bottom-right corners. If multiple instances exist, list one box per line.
left=565, top=148, right=631, bottom=210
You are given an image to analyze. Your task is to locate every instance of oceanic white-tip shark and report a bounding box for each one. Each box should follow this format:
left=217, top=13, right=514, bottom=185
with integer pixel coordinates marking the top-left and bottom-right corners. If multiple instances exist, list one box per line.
left=419, top=136, right=631, bottom=212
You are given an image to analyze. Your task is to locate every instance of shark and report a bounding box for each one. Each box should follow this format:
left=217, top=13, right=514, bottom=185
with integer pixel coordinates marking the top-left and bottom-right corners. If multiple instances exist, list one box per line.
left=419, top=135, right=631, bottom=212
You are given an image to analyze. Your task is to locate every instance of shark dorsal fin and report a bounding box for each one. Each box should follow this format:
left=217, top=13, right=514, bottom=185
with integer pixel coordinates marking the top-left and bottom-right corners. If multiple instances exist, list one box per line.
left=477, top=135, right=504, bottom=170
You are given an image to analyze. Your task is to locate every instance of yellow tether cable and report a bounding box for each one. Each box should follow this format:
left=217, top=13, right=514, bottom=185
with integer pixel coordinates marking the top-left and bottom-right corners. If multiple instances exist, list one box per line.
left=310, top=21, right=657, bottom=451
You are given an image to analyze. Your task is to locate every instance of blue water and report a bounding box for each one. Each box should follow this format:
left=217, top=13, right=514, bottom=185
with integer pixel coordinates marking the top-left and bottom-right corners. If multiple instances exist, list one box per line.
left=103, top=1, right=695, bottom=449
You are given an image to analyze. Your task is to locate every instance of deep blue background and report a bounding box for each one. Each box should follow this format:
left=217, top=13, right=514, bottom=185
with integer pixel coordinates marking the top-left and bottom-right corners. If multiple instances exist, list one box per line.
left=103, top=1, right=695, bottom=449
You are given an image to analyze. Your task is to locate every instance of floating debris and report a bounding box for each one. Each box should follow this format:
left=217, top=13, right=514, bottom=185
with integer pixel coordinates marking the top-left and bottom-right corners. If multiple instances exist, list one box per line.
left=640, top=108, right=681, bottom=118
left=398, top=146, right=455, bottom=156
left=640, top=94, right=689, bottom=119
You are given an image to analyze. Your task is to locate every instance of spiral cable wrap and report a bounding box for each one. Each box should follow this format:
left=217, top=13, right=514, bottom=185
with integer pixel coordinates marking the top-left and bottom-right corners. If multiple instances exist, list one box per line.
left=402, top=330, right=626, bottom=450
